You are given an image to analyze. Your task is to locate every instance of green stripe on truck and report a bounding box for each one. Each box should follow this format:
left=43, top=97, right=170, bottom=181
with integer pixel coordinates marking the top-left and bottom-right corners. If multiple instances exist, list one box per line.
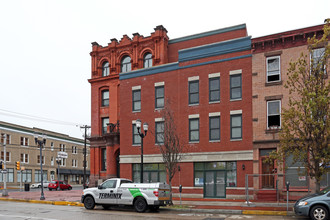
left=128, top=188, right=143, bottom=198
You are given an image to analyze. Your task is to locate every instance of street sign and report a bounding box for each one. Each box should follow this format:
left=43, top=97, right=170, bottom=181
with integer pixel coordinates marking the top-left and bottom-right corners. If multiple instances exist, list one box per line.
left=57, top=152, right=68, bottom=159
left=1, top=169, right=7, bottom=174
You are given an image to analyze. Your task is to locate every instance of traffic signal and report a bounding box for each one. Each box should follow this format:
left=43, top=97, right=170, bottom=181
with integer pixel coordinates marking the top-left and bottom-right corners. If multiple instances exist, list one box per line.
left=0, top=161, right=3, bottom=170
left=15, top=161, right=20, bottom=170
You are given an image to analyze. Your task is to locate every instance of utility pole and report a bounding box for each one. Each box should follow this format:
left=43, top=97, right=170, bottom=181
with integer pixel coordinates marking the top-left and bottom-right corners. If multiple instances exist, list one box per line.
left=2, top=134, right=8, bottom=196
left=80, top=125, right=90, bottom=189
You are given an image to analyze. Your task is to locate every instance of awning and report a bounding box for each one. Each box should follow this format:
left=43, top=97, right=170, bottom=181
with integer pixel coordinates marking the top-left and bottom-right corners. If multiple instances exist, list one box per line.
left=57, top=169, right=90, bottom=175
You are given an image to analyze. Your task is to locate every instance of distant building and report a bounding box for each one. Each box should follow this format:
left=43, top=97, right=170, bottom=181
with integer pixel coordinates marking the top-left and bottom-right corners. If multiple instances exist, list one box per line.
left=0, top=121, right=90, bottom=186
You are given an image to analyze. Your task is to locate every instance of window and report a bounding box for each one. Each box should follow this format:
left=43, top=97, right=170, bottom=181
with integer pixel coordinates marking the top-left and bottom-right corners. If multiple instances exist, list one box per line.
left=311, top=47, right=325, bottom=68
left=0, top=134, right=10, bottom=144
left=143, top=53, right=152, bottom=68
left=121, top=56, right=131, bottom=73
left=267, top=100, right=281, bottom=129
left=194, top=162, right=237, bottom=187
left=102, top=117, right=109, bottom=134
left=102, top=61, right=110, bottom=77
left=209, top=77, right=220, bottom=102
left=60, top=158, right=66, bottom=166
left=266, top=56, right=280, bottom=82
left=132, top=163, right=166, bottom=183
left=34, top=170, right=47, bottom=182
left=72, top=159, right=78, bottom=167
left=155, top=121, right=164, bottom=145
left=285, top=155, right=307, bottom=187
left=132, top=124, right=141, bottom=145
left=132, top=89, right=141, bottom=112
left=209, top=115, right=220, bottom=141
left=155, top=86, right=164, bottom=109
left=51, top=157, right=54, bottom=166
left=1, top=151, right=10, bottom=162
left=20, top=137, right=29, bottom=146
left=51, top=142, right=54, bottom=151
left=17, top=169, right=32, bottom=183
left=230, top=114, right=242, bottom=140
left=0, top=168, right=14, bottom=182
left=37, top=155, right=45, bottom=165
left=20, top=153, right=29, bottom=163
left=72, top=146, right=77, bottom=154
left=189, top=118, right=199, bottom=142
left=101, top=90, right=109, bottom=107
left=60, top=144, right=66, bottom=152
left=189, top=80, right=199, bottom=105
left=230, top=74, right=242, bottom=100
left=101, top=148, right=106, bottom=171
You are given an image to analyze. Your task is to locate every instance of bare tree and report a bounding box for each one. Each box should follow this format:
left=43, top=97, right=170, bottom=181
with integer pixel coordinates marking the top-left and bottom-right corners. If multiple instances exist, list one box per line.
left=158, top=99, right=185, bottom=201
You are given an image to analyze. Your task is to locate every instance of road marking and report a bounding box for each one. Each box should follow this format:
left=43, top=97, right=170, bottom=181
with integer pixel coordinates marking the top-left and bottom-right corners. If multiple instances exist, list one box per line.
left=0, top=214, right=58, bottom=220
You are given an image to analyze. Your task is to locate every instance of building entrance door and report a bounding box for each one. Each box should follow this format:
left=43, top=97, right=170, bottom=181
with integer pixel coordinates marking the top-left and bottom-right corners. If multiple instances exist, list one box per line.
left=261, top=157, right=275, bottom=188
left=204, top=171, right=226, bottom=198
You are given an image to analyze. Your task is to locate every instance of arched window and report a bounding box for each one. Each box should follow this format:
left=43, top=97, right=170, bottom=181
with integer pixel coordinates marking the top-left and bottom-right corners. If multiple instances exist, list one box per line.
left=143, top=53, right=152, bottom=68
left=102, top=62, right=109, bottom=77
left=121, top=56, right=131, bottom=73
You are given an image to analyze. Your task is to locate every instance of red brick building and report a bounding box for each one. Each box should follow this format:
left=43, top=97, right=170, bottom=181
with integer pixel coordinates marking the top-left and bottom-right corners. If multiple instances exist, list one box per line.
left=89, top=24, right=253, bottom=198
left=251, top=24, right=329, bottom=200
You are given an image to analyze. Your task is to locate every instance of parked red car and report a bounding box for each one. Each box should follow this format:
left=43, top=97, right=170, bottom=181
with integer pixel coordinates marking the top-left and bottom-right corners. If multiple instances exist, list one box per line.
left=48, top=180, right=72, bottom=191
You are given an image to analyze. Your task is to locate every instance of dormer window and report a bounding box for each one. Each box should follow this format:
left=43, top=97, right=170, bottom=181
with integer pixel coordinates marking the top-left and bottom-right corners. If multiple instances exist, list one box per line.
left=143, top=53, right=152, bottom=68
left=121, top=56, right=131, bottom=73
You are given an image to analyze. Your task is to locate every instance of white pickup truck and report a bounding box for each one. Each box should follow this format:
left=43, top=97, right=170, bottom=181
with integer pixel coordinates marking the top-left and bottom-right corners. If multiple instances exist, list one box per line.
left=81, top=178, right=172, bottom=212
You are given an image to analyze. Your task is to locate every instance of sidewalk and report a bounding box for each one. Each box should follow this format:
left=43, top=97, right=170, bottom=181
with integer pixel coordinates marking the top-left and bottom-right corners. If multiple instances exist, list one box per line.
left=0, top=189, right=295, bottom=216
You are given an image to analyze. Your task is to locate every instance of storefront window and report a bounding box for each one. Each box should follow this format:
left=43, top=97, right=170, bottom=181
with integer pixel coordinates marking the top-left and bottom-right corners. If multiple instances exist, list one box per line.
left=133, top=163, right=166, bottom=183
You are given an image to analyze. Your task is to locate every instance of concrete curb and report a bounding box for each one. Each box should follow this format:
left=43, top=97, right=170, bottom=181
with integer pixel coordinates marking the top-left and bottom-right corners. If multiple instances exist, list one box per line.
left=0, top=197, right=292, bottom=216
left=0, top=197, right=84, bottom=207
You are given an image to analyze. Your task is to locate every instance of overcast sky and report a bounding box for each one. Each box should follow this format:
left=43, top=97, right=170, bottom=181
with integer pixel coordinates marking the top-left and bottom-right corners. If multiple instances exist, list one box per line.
left=0, top=0, right=329, bottom=139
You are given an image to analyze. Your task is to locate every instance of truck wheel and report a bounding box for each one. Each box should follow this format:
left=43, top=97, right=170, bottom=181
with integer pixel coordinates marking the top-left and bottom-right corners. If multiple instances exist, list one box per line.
left=310, top=205, right=328, bottom=220
left=84, top=195, right=95, bottom=210
left=134, top=197, right=147, bottom=213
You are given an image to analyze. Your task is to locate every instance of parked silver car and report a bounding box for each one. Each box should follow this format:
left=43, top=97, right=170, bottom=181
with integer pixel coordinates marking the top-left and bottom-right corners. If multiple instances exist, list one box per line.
left=30, top=180, right=50, bottom=188
left=294, top=186, right=330, bottom=220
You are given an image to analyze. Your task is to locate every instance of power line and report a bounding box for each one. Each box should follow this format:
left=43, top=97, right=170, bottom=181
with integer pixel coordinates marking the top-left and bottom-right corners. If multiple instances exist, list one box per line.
left=0, top=108, right=84, bottom=127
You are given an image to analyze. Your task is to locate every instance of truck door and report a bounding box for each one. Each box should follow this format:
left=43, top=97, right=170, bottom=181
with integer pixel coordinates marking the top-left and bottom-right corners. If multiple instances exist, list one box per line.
left=95, top=179, right=117, bottom=204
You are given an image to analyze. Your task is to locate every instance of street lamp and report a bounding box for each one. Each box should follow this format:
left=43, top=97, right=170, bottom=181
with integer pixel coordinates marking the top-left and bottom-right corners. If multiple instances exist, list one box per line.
left=34, top=134, right=46, bottom=200
left=136, top=119, right=148, bottom=183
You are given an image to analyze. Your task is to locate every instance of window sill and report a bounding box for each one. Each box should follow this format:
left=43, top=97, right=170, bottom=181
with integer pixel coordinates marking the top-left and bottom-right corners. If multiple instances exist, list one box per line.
left=265, top=127, right=281, bottom=133
left=132, top=144, right=141, bottom=147
left=132, top=110, right=141, bottom=113
left=265, top=81, right=282, bottom=86
left=209, top=101, right=220, bottom=104
left=154, top=107, right=164, bottom=111
left=230, top=98, right=242, bottom=102
left=209, top=140, right=220, bottom=143
left=155, top=143, right=164, bottom=146
left=189, top=141, right=199, bottom=144
left=230, top=138, right=242, bottom=141
left=189, top=103, right=199, bottom=107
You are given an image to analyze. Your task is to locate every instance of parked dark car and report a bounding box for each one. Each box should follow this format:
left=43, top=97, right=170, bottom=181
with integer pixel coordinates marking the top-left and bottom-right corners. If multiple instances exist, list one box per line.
left=48, top=180, right=72, bottom=191
left=294, top=186, right=330, bottom=220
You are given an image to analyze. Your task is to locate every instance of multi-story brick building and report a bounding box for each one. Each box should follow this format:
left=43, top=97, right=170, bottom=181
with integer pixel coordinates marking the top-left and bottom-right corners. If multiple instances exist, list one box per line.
left=0, top=121, right=90, bottom=187
left=89, top=24, right=253, bottom=198
left=251, top=24, right=329, bottom=200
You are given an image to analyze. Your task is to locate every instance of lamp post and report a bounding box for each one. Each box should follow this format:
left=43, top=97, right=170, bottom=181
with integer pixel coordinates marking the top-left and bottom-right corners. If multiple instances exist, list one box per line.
left=136, top=119, right=148, bottom=183
left=34, top=134, right=46, bottom=200
left=56, top=157, right=61, bottom=180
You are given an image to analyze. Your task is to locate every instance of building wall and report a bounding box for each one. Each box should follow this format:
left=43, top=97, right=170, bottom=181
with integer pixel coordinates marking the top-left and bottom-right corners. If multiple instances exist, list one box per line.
left=0, top=121, right=90, bottom=186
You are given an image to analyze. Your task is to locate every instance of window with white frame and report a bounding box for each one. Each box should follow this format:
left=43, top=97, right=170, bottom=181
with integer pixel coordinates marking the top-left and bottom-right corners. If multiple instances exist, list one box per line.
left=60, top=144, right=66, bottom=152
left=102, top=61, right=110, bottom=77
left=72, top=146, right=77, bottom=154
left=267, top=100, right=281, bottom=129
left=20, top=137, right=29, bottom=146
left=1, top=151, right=10, bottom=162
left=20, top=153, right=29, bottom=163
left=0, top=133, right=10, bottom=144
left=311, top=47, right=326, bottom=74
left=37, top=155, right=45, bottom=165
left=266, top=56, right=281, bottom=82
left=60, top=158, right=66, bottom=166
left=230, top=111, right=242, bottom=140
left=72, top=159, right=78, bottom=167
left=51, top=142, right=54, bottom=151
left=51, top=156, right=54, bottom=166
